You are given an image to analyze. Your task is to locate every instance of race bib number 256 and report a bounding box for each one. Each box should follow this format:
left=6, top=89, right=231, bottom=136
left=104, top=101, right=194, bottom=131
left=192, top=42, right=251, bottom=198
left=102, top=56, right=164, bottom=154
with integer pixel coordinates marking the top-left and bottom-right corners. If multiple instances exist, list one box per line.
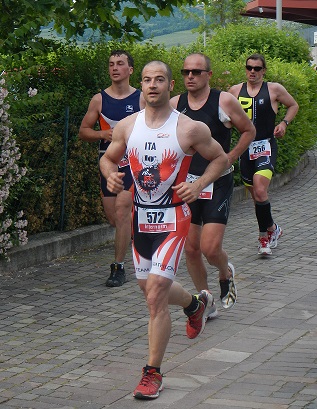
left=249, top=139, right=271, bottom=160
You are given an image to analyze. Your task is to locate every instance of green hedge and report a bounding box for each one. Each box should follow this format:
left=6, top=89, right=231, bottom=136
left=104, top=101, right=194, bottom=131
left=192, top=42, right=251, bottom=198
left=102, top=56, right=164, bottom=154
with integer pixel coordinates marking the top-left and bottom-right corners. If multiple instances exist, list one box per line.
left=1, top=23, right=316, bottom=236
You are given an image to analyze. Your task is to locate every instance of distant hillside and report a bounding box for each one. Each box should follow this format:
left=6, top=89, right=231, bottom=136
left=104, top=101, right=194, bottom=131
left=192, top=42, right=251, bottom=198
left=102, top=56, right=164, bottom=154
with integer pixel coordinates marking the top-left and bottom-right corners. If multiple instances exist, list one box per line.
left=40, top=7, right=202, bottom=44
left=143, top=30, right=199, bottom=47
left=40, top=1, right=310, bottom=48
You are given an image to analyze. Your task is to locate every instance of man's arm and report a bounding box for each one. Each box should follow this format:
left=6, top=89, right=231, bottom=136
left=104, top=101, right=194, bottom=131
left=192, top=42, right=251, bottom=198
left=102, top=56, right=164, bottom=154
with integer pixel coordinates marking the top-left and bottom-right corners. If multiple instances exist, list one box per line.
left=270, top=83, right=299, bottom=138
left=78, top=93, right=113, bottom=143
left=221, top=92, right=256, bottom=165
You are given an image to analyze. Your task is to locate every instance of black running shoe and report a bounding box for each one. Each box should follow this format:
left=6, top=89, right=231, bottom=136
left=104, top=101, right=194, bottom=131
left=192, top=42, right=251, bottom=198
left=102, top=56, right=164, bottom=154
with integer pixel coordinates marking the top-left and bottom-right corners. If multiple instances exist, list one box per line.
left=106, top=263, right=127, bottom=287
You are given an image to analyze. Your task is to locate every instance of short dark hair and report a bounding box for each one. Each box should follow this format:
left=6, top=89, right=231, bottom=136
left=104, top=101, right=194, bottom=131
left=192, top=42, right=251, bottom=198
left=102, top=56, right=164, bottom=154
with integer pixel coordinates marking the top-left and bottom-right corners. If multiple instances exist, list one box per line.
left=142, top=61, right=173, bottom=82
left=246, top=53, right=266, bottom=69
left=110, top=50, right=134, bottom=68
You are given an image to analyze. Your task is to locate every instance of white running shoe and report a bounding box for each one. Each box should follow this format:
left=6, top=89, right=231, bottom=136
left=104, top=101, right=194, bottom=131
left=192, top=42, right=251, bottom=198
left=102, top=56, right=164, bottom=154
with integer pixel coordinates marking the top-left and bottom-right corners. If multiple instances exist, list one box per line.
left=220, top=263, right=237, bottom=310
left=268, top=224, right=283, bottom=248
left=200, top=290, right=218, bottom=320
left=258, top=237, right=272, bottom=255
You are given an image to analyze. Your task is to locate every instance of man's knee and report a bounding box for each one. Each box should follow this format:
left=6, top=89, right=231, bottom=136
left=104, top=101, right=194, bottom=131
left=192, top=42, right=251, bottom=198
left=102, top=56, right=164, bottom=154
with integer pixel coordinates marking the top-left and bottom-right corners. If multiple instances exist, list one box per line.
left=201, top=243, right=221, bottom=261
left=185, top=239, right=200, bottom=259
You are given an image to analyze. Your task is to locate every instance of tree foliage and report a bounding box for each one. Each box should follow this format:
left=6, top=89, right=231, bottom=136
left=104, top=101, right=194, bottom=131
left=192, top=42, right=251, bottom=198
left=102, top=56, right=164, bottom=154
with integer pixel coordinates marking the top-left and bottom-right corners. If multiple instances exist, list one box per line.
left=208, top=23, right=312, bottom=64
left=181, top=0, right=246, bottom=38
left=206, top=0, right=246, bottom=29
left=0, top=0, right=196, bottom=59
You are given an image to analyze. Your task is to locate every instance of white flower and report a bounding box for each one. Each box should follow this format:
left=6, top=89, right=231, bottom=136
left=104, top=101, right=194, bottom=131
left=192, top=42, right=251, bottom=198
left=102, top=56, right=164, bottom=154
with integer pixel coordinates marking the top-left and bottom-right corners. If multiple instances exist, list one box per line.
left=28, top=87, right=38, bottom=97
left=0, top=79, right=28, bottom=259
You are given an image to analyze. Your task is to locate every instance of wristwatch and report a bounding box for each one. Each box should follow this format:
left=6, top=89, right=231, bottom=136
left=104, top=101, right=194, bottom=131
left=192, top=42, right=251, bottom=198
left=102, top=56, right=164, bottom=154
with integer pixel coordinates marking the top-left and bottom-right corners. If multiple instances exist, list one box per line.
left=283, top=119, right=289, bottom=126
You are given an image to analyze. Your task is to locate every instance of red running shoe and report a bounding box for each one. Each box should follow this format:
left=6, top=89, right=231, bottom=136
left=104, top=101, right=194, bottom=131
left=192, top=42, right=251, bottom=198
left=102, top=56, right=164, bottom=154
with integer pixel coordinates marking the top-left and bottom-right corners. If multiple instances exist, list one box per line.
left=185, top=291, right=210, bottom=339
left=133, top=368, right=163, bottom=399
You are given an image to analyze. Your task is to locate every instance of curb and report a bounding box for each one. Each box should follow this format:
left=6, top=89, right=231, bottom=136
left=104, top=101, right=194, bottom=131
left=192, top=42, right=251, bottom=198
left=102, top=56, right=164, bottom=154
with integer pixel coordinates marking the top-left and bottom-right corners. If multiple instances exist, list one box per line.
left=0, top=224, right=115, bottom=275
left=0, top=153, right=309, bottom=275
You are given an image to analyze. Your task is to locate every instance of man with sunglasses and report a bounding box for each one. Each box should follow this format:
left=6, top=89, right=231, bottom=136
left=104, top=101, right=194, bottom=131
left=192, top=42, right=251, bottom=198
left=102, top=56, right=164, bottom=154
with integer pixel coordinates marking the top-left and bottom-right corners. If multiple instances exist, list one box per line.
left=229, top=53, right=298, bottom=255
left=170, top=53, right=255, bottom=315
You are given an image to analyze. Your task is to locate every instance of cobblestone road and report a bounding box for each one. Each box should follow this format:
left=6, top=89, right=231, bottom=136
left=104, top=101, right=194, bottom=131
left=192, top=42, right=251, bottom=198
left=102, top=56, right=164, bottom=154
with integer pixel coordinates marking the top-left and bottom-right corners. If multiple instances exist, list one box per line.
left=1, top=151, right=317, bottom=409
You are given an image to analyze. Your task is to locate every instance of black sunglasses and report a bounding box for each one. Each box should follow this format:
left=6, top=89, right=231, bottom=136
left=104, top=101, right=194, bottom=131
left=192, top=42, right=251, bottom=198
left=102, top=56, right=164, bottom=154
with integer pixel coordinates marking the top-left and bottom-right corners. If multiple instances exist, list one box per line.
left=181, top=69, right=209, bottom=76
left=246, top=65, right=263, bottom=72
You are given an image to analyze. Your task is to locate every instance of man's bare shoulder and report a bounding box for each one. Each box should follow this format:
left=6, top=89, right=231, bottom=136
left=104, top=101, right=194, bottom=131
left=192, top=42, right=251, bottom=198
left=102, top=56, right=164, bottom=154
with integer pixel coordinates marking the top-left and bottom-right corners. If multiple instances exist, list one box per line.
left=267, top=81, right=290, bottom=98
left=178, top=112, right=194, bottom=126
left=267, top=81, right=285, bottom=92
left=88, top=92, right=102, bottom=109
left=177, top=113, right=211, bottom=154
left=170, top=95, right=180, bottom=109
left=228, top=83, right=243, bottom=96
left=112, top=112, right=139, bottom=142
left=220, top=90, right=238, bottom=104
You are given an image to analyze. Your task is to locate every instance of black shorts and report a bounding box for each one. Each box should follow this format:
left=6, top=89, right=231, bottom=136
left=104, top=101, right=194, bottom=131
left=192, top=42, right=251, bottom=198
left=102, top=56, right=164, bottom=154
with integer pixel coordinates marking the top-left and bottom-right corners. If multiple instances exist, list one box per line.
left=239, top=138, right=278, bottom=186
left=99, top=153, right=133, bottom=197
left=189, top=173, right=234, bottom=226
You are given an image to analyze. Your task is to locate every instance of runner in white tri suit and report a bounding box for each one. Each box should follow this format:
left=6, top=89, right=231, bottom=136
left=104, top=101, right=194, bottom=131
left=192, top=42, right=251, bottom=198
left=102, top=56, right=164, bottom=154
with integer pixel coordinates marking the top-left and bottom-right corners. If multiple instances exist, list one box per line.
left=100, top=60, right=228, bottom=400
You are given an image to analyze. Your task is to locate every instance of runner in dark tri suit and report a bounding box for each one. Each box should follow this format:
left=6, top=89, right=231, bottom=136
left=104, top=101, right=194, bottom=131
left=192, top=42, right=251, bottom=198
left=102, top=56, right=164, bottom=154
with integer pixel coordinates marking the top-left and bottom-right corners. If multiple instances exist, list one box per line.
left=170, top=53, right=255, bottom=314
left=79, top=50, right=145, bottom=286
left=229, top=53, right=298, bottom=255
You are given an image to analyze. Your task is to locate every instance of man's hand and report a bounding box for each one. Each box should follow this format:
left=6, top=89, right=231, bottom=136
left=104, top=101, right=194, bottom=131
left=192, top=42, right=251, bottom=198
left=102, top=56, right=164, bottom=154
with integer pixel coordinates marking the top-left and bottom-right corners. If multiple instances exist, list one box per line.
left=172, top=181, right=201, bottom=204
left=273, top=122, right=287, bottom=138
left=101, top=128, right=113, bottom=142
left=106, top=172, right=125, bottom=193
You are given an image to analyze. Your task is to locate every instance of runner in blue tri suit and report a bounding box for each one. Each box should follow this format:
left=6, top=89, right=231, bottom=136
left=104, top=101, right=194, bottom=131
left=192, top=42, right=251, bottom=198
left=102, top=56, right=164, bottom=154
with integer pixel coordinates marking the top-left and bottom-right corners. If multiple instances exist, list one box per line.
left=79, top=50, right=145, bottom=286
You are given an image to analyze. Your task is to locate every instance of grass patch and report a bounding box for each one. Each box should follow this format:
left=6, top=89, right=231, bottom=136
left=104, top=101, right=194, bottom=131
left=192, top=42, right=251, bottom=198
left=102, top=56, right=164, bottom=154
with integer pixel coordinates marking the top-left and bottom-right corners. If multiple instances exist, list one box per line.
left=144, top=30, right=199, bottom=47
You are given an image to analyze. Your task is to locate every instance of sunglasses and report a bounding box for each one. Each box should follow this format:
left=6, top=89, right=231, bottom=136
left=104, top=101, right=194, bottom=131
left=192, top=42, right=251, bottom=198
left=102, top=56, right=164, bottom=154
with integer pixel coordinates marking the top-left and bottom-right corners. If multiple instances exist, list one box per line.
left=246, top=65, right=263, bottom=72
left=181, top=69, right=209, bottom=76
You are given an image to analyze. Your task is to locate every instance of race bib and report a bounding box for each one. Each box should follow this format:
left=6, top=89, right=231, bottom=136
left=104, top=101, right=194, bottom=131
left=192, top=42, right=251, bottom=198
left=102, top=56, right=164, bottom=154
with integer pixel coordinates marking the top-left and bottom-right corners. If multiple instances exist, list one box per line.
left=249, top=139, right=271, bottom=160
left=138, top=207, right=176, bottom=233
left=186, top=173, right=214, bottom=200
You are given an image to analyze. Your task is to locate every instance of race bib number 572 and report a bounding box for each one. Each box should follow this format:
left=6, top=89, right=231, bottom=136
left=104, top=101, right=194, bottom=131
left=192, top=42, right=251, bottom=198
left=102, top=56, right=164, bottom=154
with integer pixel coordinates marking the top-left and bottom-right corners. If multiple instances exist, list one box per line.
left=138, top=207, right=176, bottom=233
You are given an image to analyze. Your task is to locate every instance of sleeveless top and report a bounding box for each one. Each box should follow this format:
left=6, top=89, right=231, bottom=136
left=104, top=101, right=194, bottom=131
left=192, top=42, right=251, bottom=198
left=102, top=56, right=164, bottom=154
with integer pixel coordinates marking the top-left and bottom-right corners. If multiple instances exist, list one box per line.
left=98, top=89, right=141, bottom=154
left=127, top=109, right=192, bottom=207
left=177, top=89, right=231, bottom=176
left=238, top=82, right=276, bottom=141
